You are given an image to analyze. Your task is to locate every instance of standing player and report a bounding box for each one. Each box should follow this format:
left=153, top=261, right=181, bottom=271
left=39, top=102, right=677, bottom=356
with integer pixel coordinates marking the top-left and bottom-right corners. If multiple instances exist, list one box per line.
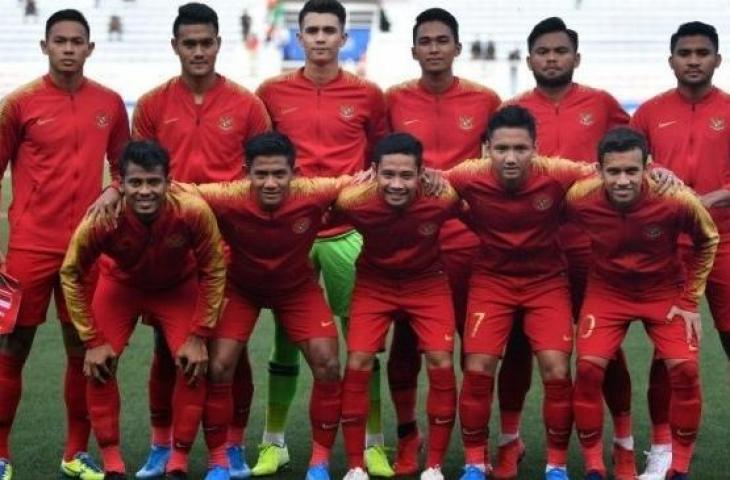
left=337, top=133, right=459, bottom=480
left=255, top=0, right=389, bottom=475
left=130, top=3, right=271, bottom=479
left=179, top=132, right=351, bottom=480
left=0, top=9, right=129, bottom=480
left=60, top=140, right=226, bottom=480
left=496, top=17, right=634, bottom=479
left=631, top=21, right=730, bottom=480
left=569, top=127, right=718, bottom=480
left=450, top=106, right=595, bottom=480
left=383, top=10, right=500, bottom=473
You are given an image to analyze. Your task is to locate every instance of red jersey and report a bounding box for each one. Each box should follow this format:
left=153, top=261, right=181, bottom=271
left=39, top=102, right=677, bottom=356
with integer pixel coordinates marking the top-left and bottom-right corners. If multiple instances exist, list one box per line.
left=0, top=75, right=130, bottom=253
left=133, top=75, right=271, bottom=182
left=334, top=182, right=459, bottom=279
left=60, top=191, right=226, bottom=346
left=186, top=177, right=347, bottom=293
left=566, top=177, right=718, bottom=310
left=385, top=77, right=500, bottom=253
left=631, top=87, right=730, bottom=235
left=508, top=83, right=629, bottom=162
left=446, top=156, right=594, bottom=279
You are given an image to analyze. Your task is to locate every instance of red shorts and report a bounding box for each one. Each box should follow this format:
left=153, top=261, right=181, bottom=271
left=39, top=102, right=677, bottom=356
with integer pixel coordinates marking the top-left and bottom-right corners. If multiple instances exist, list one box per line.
left=347, top=272, right=455, bottom=353
left=91, top=274, right=199, bottom=355
left=577, top=281, right=698, bottom=360
left=683, top=241, right=730, bottom=332
left=463, top=273, right=574, bottom=356
left=441, top=245, right=479, bottom=332
left=7, top=248, right=97, bottom=327
left=215, top=278, right=337, bottom=343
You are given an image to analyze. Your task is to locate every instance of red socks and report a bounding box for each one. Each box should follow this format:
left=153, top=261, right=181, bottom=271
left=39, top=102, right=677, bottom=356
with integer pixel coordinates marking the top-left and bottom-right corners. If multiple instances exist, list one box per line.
left=341, top=368, right=371, bottom=468
left=64, top=355, right=91, bottom=461
left=168, top=372, right=206, bottom=473
left=459, top=371, right=494, bottom=465
left=648, top=357, right=672, bottom=444
left=204, top=383, right=232, bottom=468
left=87, top=378, right=123, bottom=473
left=0, top=353, right=24, bottom=459
left=149, top=350, right=175, bottom=447
left=426, top=367, right=456, bottom=467
left=573, top=360, right=606, bottom=473
left=668, top=361, right=701, bottom=473
left=543, top=378, right=573, bottom=465
left=309, top=379, right=341, bottom=465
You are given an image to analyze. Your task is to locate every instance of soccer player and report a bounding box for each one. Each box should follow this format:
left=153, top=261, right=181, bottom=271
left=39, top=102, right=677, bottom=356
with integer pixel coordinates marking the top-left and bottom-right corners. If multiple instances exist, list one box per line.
left=255, top=0, right=389, bottom=475
left=129, top=4, right=271, bottom=479
left=449, top=105, right=595, bottom=480
left=178, top=132, right=349, bottom=480
left=337, top=133, right=459, bottom=480
left=496, top=17, right=635, bottom=479
left=60, top=140, right=226, bottom=480
left=569, top=127, right=718, bottom=480
left=0, top=9, right=129, bottom=480
left=383, top=9, right=501, bottom=473
left=631, top=21, right=730, bottom=480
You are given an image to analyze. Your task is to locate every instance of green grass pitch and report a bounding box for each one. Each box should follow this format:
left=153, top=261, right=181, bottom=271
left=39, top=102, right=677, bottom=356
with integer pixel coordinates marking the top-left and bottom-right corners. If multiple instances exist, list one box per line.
left=2, top=191, right=728, bottom=479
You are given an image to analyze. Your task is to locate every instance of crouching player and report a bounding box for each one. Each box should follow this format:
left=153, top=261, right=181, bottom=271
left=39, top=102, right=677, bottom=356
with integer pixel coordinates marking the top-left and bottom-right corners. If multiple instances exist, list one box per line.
left=337, top=133, right=459, bottom=480
left=568, top=128, right=718, bottom=480
left=60, top=141, right=226, bottom=480
left=178, top=132, right=346, bottom=480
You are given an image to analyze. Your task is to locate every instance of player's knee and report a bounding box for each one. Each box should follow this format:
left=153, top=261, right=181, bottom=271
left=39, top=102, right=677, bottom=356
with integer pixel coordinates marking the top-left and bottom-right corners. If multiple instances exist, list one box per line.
left=425, top=351, right=452, bottom=369
left=576, top=358, right=606, bottom=391
left=347, top=351, right=374, bottom=371
left=0, top=327, right=36, bottom=358
left=464, top=354, right=497, bottom=375
left=312, top=355, right=340, bottom=382
left=208, top=357, right=236, bottom=383
left=668, top=359, right=699, bottom=387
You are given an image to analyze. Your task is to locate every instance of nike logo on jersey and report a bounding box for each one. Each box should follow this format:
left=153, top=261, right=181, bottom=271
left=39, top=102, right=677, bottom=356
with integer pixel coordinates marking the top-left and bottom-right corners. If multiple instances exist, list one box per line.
left=36, top=117, right=56, bottom=126
left=280, top=106, right=299, bottom=116
left=658, top=120, right=677, bottom=128
left=403, top=119, right=420, bottom=126
left=163, top=118, right=179, bottom=124
left=320, top=320, right=334, bottom=327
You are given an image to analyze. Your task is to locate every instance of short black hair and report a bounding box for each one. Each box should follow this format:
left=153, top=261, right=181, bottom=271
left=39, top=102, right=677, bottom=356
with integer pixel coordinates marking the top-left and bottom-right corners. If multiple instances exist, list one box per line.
left=245, top=132, right=297, bottom=170
left=527, top=17, right=578, bottom=52
left=173, top=2, right=219, bottom=37
left=486, top=105, right=537, bottom=143
left=372, top=133, right=423, bottom=169
left=597, top=127, right=648, bottom=166
left=670, top=21, right=719, bottom=53
left=45, top=9, right=90, bottom=39
left=412, top=8, right=459, bottom=45
left=119, top=140, right=170, bottom=177
left=298, top=0, right=346, bottom=29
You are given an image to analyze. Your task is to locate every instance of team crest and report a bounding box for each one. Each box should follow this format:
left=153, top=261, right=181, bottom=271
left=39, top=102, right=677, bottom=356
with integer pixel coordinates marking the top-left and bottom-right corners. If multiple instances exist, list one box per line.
left=165, top=234, right=186, bottom=248
left=219, top=116, right=234, bottom=131
left=579, top=112, right=594, bottom=126
left=709, top=117, right=726, bottom=131
left=418, top=222, right=438, bottom=236
left=458, top=115, right=475, bottom=131
left=95, top=111, right=109, bottom=129
left=643, top=224, right=664, bottom=240
left=532, top=194, right=553, bottom=211
left=292, top=217, right=312, bottom=234
left=339, top=104, right=355, bottom=120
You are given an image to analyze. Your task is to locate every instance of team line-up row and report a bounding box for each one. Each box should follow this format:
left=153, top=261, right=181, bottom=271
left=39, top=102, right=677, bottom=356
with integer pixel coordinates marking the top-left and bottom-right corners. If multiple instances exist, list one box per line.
left=0, top=2, right=728, bottom=480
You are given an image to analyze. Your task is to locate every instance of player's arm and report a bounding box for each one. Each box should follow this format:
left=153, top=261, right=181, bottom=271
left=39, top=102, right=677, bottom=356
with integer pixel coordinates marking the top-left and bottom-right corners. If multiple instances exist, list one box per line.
left=0, top=95, right=22, bottom=265
left=364, top=86, right=389, bottom=169
left=604, top=91, right=630, bottom=127
left=175, top=180, right=250, bottom=214
left=86, top=96, right=131, bottom=228
left=442, top=158, right=491, bottom=194
left=177, top=196, right=227, bottom=383
left=59, top=218, right=116, bottom=382
left=244, top=95, right=272, bottom=140
left=699, top=146, right=730, bottom=208
left=671, top=190, right=721, bottom=344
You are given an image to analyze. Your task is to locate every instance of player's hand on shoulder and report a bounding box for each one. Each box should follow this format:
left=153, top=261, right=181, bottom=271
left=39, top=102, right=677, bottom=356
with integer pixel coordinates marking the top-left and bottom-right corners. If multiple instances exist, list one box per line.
left=84, top=343, right=118, bottom=384
left=86, top=186, right=122, bottom=230
left=176, top=335, right=209, bottom=385
left=421, top=168, right=446, bottom=197
left=650, top=167, right=683, bottom=195
left=352, top=166, right=375, bottom=184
